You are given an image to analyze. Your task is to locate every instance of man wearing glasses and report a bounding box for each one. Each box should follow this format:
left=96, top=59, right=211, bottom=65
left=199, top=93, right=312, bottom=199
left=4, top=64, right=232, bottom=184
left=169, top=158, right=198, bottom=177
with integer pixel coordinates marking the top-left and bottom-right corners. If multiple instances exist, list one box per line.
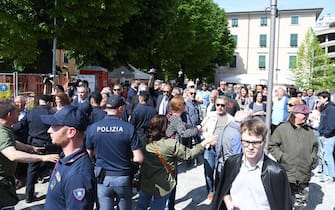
left=269, top=104, right=318, bottom=209
left=212, top=118, right=292, bottom=210
left=156, top=83, right=173, bottom=115
left=217, top=80, right=227, bottom=96
left=201, top=97, right=234, bottom=201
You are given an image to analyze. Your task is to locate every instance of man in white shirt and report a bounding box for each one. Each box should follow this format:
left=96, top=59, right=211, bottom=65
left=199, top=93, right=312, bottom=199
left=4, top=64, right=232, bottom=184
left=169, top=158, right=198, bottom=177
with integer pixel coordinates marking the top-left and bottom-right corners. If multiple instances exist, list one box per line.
left=212, top=118, right=292, bottom=210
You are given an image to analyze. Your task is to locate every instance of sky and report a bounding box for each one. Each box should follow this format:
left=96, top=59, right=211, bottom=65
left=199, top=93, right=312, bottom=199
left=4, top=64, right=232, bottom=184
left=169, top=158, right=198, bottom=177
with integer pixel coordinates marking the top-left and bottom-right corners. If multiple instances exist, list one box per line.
left=214, top=0, right=335, bottom=18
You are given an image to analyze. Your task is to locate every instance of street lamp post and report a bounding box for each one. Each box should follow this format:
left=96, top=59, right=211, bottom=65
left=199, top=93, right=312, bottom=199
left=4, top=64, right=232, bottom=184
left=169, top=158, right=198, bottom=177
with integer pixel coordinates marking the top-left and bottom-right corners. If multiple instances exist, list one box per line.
left=265, top=0, right=277, bottom=142
left=275, top=68, right=280, bottom=83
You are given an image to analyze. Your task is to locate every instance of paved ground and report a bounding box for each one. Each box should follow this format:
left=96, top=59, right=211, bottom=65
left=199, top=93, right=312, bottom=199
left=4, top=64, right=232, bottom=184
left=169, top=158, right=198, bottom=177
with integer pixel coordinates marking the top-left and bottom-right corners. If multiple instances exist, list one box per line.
left=16, top=156, right=335, bottom=210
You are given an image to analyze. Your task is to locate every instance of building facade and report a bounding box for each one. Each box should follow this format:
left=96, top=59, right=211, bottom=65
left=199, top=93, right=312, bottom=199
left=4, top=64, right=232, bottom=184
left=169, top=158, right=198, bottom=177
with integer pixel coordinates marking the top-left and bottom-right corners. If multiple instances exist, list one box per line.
left=315, top=14, right=335, bottom=62
left=217, top=8, right=323, bottom=85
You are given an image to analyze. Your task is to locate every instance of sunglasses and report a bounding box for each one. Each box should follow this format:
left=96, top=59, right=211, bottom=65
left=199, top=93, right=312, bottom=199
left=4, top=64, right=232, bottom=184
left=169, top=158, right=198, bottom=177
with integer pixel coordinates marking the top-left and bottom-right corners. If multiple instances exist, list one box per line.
left=287, top=103, right=294, bottom=107
left=216, top=103, right=225, bottom=107
left=114, top=88, right=121, bottom=91
left=189, top=92, right=196, bottom=95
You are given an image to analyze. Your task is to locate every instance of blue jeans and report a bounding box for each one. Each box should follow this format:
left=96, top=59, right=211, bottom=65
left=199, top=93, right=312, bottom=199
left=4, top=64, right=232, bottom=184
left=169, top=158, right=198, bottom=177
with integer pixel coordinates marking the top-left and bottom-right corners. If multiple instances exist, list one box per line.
left=135, top=190, right=170, bottom=210
left=204, top=148, right=216, bottom=195
left=98, top=175, right=132, bottom=210
left=320, top=136, right=335, bottom=178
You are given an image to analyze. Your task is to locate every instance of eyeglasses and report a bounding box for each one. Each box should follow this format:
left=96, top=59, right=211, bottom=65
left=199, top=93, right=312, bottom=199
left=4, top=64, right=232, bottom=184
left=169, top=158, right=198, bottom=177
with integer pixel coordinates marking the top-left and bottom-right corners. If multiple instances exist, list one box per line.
left=189, top=92, right=196, bottom=95
left=114, top=89, right=121, bottom=91
left=241, top=140, right=263, bottom=147
left=216, top=103, right=225, bottom=107
left=287, top=103, right=294, bottom=107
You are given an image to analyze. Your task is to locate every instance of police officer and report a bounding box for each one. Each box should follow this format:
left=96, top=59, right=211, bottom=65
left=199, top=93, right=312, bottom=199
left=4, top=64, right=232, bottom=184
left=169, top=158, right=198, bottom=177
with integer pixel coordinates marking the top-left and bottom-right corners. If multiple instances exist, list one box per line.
left=89, top=91, right=107, bottom=124
left=16, top=94, right=57, bottom=203
left=41, top=105, right=96, bottom=210
left=130, top=91, right=156, bottom=146
left=86, top=95, right=144, bottom=210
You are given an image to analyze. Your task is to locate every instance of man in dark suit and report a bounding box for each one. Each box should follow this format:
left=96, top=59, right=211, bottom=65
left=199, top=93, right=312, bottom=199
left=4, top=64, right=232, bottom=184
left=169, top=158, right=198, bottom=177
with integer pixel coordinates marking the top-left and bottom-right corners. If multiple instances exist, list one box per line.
left=72, top=84, right=90, bottom=107
left=156, top=83, right=173, bottom=115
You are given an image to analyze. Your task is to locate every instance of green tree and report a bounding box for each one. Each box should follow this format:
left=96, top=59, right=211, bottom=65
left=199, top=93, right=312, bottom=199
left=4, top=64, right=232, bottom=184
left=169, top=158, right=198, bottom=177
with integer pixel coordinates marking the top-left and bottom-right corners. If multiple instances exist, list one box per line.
left=0, top=0, right=234, bottom=81
left=158, top=0, right=234, bottom=82
left=294, top=28, right=335, bottom=90
left=113, top=0, right=177, bottom=68
left=0, top=0, right=140, bottom=72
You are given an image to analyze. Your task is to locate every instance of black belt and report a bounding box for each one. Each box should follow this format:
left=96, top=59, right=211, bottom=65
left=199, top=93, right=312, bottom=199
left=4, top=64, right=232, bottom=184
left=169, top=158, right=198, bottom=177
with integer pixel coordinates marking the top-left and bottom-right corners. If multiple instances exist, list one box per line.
left=105, top=169, right=132, bottom=176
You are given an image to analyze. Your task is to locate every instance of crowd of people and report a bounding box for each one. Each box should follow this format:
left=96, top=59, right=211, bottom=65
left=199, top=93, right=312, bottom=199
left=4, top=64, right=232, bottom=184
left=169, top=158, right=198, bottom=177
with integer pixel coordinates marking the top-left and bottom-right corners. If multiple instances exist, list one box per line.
left=0, top=74, right=334, bottom=210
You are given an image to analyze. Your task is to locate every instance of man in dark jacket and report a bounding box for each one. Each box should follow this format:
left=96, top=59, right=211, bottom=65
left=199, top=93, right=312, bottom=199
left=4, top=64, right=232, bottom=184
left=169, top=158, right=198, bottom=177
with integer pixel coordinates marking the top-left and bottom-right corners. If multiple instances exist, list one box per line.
left=130, top=92, right=156, bottom=145
left=16, top=95, right=57, bottom=203
left=317, top=91, right=335, bottom=183
left=212, top=118, right=292, bottom=210
left=156, top=83, right=173, bottom=115
left=269, top=104, right=318, bottom=208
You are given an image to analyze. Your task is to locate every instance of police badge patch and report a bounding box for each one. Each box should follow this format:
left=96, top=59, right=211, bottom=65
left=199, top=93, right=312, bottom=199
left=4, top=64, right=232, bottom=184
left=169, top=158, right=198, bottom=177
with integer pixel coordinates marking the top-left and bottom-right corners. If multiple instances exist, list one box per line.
left=73, top=188, right=86, bottom=201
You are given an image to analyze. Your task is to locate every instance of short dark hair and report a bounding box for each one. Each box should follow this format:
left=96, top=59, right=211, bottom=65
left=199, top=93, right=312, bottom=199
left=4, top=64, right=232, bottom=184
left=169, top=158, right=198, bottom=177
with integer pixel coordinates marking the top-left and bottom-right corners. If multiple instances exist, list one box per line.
left=0, top=100, right=17, bottom=119
left=317, top=91, right=330, bottom=101
left=90, top=91, right=103, bottom=104
left=148, top=115, right=168, bottom=142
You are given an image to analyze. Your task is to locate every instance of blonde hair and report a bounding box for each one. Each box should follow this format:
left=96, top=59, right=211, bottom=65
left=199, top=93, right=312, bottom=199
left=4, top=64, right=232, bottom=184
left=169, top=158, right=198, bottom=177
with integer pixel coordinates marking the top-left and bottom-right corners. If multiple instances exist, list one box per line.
left=169, top=96, right=185, bottom=113
left=288, top=97, right=303, bottom=106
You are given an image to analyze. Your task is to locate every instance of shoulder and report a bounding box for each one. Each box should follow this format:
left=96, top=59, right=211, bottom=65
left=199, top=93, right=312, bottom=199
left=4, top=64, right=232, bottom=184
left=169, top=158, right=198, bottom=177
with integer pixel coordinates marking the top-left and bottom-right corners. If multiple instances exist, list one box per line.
left=207, top=111, right=217, bottom=118
left=225, top=154, right=242, bottom=166
left=169, top=115, right=180, bottom=122
left=263, top=155, right=287, bottom=175
left=276, top=121, right=290, bottom=129
left=0, top=125, right=15, bottom=148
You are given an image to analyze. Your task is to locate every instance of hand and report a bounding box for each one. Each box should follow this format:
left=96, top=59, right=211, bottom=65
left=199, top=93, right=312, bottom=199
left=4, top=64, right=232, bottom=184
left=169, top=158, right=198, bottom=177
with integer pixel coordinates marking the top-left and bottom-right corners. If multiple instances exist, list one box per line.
left=224, top=195, right=239, bottom=210
left=201, top=135, right=217, bottom=147
left=42, top=154, right=59, bottom=163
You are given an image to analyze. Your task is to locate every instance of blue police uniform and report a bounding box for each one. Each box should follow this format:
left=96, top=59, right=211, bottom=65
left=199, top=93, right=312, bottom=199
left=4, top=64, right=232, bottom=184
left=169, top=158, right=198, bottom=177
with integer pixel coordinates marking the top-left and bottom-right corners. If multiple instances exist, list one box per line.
left=86, top=115, right=141, bottom=210
left=44, top=147, right=96, bottom=210
left=130, top=103, right=156, bottom=145
left=91, top=106, right=106, bottom=124
left=16, top=105, right=56, bottom=201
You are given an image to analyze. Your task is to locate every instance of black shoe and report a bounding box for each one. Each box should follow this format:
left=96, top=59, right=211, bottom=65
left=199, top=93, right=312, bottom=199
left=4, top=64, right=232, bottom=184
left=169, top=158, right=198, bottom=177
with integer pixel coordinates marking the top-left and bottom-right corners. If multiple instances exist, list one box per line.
left=25, top=195, right=38, bottom=203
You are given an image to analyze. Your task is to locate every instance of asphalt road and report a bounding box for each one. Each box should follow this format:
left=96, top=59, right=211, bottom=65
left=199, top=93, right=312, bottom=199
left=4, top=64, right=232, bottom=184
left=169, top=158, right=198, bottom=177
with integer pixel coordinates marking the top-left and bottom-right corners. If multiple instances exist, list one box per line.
left=16, top=156, right=335, bottom=210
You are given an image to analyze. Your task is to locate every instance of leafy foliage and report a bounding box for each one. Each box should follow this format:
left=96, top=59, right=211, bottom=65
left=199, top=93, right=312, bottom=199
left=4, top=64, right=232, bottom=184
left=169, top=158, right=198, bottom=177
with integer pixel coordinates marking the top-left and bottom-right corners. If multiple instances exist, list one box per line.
left=0, top=0, right=235, bottom=82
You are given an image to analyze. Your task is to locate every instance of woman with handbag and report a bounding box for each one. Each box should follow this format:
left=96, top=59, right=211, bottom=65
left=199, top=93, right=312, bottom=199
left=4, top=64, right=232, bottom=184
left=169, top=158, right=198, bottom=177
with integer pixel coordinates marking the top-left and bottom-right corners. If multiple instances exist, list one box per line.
left=135, top=115, right=216, bottom=210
